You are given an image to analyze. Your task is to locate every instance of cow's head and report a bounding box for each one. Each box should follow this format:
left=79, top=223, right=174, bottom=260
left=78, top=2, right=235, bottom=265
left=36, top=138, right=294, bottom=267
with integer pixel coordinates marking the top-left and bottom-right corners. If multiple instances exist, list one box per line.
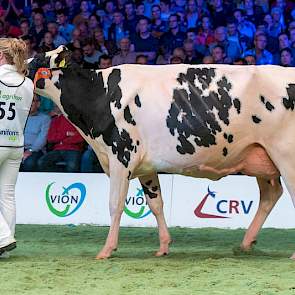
left=27, top=45, right=71, bottom=81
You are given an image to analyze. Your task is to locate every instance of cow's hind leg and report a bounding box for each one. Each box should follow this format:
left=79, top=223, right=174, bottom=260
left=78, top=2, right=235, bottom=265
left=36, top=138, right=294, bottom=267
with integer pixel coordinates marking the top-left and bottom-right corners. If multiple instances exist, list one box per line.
left=139, top=173, right=171, bottom=256
left=240, top=177, right=282, bottom=251
left=96, top=163, right=130, bottom=259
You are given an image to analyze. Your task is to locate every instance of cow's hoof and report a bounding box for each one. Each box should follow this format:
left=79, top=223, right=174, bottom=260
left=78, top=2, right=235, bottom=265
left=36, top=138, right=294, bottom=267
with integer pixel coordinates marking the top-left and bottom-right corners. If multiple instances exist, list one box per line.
left=95, top=249, right=113, bottom=260
left=290, top=253, right=295, bottom=260
left=155, top=250, right=168, bottom=257
left=95, top=253, right=111, bottom=260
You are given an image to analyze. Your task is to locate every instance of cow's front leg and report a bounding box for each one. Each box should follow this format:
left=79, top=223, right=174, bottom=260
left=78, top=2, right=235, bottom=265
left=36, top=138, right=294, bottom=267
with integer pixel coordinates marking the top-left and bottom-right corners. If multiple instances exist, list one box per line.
left=240, top=177, right=282, bottom=251
left=96, top=166, right=130, bottom=259
left=139, top=173, right=171, bottom=256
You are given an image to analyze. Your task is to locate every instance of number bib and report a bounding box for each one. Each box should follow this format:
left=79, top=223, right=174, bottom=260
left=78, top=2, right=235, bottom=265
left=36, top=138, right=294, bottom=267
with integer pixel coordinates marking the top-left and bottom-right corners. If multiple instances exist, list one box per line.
left=0, top=81, right=32, bottom=147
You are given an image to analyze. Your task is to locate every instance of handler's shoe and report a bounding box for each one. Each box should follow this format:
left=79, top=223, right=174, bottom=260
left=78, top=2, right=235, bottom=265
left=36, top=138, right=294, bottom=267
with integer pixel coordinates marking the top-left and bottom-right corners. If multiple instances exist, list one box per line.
left=0, top=241, right=16, bottom=255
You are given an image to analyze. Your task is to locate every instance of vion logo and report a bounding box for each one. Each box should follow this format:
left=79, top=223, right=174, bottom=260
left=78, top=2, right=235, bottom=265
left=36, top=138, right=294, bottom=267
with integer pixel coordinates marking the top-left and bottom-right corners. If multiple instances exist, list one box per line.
left=194, top=186, right=253, bottom=218
left=124, top=188, right=152, bottom=219
left=46, top=182, right=86, bottom=217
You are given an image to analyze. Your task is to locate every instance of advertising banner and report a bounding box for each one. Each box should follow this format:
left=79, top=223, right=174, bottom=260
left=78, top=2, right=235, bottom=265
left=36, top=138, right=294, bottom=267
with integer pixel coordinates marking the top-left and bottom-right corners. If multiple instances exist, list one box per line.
left=15, top=173, right=295, bottom=228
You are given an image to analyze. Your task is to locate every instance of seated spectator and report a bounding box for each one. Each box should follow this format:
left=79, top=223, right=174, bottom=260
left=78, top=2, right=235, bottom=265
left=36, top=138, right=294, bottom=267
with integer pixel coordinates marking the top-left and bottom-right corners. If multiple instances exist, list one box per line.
left=244, top=54, right=256, bottom=64
left=65, top=0, right=80, bottom=22
left=170, top=56, right=183, bottom=64
left=183, top=39, right=203, bottom=64
left=186, top=0, right=198, bottom=29
left=101, top=0, right=115, bottom=38
left=38, top=106, right=84, bottom=173
left=56, top=9, right=75, bottom=43
left=29, top=9, right=46, bottom=46
left=211, top=0, right=228, bottom=28
left=211, top=45, right=227, bottom=64
left=172, top=0, right=186, bottom=14
left=99, top=54, right=112, bottom=69
left=41, top=1, right=55, bottom=22
left=280, top=47, right=293, bottom=66
left=196, top=16, right=215, bottom=47
left=227, top=17, right=251, bottom=54
left=202, top=55, right=214, bottom=64
left=88, top=14, right=101, bottom=36
left=39, top=31, right=55, bottom=52
left=73, top=0, right=91, bottom=27
left=136, top=2, right=145, bottom=18
left=108, top=10, right=130, bottom=45
left=256, top=20, right=279, bottom=54
left=233, top=9, right=256, bottom=40
left=243, top=32, right=273, bottom=64
left=136, top=54, right=148, bottom=64
left=21, top=95, right=51, bottom=172
left=160, top=14, right=186, bottom=55
left=77, top=21, right=89, bottom=40
left=151, top=4, right=167, bottom=39
left=112, top=37, right=137, bottom=65
left=47, top=21, right=67, bottom=47
left=124, top=1, right=138, bottom=36
left=93, top=28, right=117, bottom=57
left=159, top=0, right=171, bottom=22
left=81, top=38, right=102, bottom=69
left=132, top=17, right=159, bottom=63
left=67, top=28, right=81, bottom=51
left=269, top=6, right=284, bottom=37
left=172, top=47, right=185, bottom=62
left=20, top=19, right=30, bottom=37
left=209, top=26, right=241, bottom=63
left=243, top=0, right=264, bottom=25
left=273, top=32, right=293, bottom=64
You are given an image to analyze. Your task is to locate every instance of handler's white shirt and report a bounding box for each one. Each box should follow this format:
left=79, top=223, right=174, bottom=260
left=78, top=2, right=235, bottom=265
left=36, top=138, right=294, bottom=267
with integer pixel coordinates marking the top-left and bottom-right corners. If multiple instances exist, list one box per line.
left=0, top=64, right=33, bottom=147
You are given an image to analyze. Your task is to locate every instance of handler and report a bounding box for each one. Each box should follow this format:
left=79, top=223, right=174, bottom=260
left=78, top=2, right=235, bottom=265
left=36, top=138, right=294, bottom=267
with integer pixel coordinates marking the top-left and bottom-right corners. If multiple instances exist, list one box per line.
left=0, top=38, right=34, bottom=256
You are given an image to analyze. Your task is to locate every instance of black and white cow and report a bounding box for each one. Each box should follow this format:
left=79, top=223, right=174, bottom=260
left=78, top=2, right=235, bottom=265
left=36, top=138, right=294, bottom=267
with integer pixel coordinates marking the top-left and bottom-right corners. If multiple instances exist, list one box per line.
left=29, top=47, right=295, bottom=259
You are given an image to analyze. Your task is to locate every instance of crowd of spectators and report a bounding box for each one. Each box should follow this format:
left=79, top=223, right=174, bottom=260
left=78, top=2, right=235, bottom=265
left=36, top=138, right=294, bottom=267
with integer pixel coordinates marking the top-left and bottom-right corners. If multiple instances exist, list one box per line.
left=2, top=0, right=295, bottom=172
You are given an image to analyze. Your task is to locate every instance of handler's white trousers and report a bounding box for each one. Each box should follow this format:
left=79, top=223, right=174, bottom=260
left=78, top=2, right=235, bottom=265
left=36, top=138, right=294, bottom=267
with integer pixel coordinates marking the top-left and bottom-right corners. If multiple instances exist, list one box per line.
left=0, top=147, right=23, bottom=248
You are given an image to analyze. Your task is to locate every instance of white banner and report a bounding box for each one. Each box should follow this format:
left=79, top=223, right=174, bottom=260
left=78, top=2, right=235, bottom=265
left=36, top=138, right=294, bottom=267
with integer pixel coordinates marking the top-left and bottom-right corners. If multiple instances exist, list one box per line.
left=15, top=173, right=295, bottom=228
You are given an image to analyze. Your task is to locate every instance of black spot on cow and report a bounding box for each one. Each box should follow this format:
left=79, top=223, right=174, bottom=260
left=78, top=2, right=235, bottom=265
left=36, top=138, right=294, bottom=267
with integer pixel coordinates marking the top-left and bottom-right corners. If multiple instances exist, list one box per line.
left=167, top=68, right=239, bottom=154
left=260, top=95, right=274, bottom=112
left=282, top=84, right=295, bottom=111
left=136, top=140, right=140, bottom=145
left=265, top=102, right=274, bottom=111
left=58, top=65, right=135, bottom=168
left=142, top=184, right=157, bottom=199
left=223, top=147, right=228, bottom=157
left=36, top=78, right=45, bottom=89
left=128, top=171, right=131, bottom=180
left=152, top=186, right=158, bottom=192
left=223, top=133, right=228, bottom=140
left=233, top=98, right=241, bottom=114
left=227, top=134, right=233, bottom=143
left=135, top=95, right=141, bottom=107
left=145, top=180, right=152, bottom=186
left=252, top=115, right=261, bottom=124
left=124, top=106, right=136, bottom=125
left=108, top=69, right=122, bottom=109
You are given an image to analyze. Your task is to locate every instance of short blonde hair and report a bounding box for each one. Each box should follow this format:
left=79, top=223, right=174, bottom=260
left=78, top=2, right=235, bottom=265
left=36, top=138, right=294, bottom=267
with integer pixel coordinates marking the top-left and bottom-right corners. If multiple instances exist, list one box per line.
left=0, top=38, right=28, bottom=75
